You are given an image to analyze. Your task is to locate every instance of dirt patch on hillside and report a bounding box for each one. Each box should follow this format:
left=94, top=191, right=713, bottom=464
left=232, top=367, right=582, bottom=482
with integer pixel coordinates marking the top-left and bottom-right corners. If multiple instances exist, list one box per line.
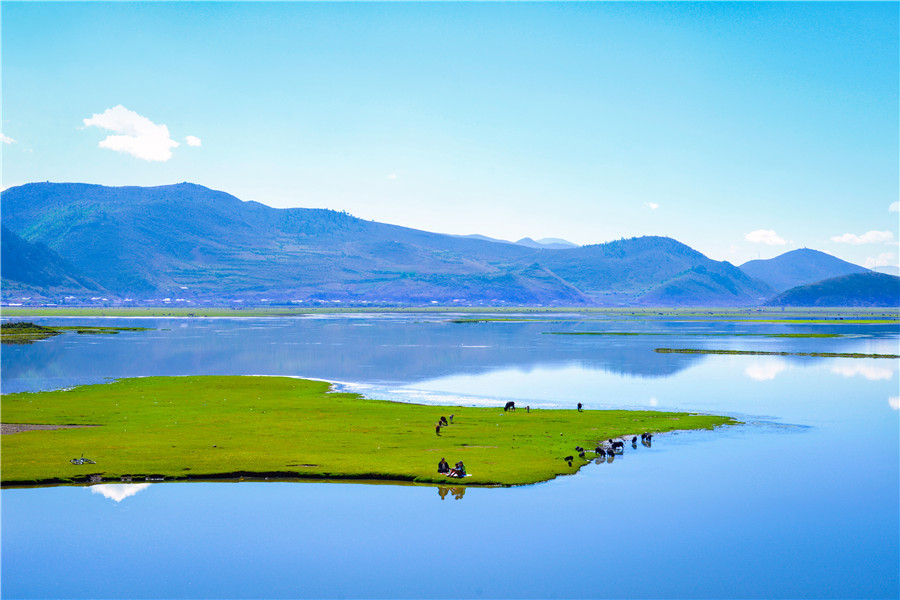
left=1, top=424, right=98, bottom=435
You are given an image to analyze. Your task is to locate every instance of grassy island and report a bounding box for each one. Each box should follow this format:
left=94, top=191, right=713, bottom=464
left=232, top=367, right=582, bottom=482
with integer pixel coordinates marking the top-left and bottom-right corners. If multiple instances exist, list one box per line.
left=1, top=376, right=737, bottom=487
left=0, top=321, right=151, bottom=344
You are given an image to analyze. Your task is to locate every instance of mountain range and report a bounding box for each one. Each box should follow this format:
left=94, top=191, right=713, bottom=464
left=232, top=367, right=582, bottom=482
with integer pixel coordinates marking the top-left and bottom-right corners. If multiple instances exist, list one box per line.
left=1, top=182, right=896, bottom=307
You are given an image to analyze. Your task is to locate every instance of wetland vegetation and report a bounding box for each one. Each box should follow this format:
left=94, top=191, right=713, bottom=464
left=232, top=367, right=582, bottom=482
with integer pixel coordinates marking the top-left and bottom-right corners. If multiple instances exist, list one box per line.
left=0, top=375, right=736, bottom=487
left=654, top=348, right=900, bottom=359
left=2, top=306, right=898, bottom=322
left=0, top=320, right=151, bottom=344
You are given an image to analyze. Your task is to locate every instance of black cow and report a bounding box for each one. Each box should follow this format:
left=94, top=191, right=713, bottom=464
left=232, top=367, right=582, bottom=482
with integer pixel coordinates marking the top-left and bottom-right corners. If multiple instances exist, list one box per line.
left=504, top=401, right=516, bottom=412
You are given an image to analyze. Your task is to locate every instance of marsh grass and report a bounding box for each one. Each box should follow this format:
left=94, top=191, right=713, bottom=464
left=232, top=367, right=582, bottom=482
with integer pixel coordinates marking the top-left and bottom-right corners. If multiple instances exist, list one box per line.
left=3, top=306, right=898, bottom=322
left=0, top=322, right=151, bottom=344
left=1, top=376, right=736, bottom=487
left=654, top=348, right=900, bottom=359
left=546, top=332, right=843, bottom=338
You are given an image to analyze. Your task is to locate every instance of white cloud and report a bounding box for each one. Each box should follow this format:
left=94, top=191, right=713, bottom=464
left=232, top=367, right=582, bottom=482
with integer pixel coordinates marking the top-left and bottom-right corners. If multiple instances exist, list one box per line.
left=864, top=252, right=897, bottom=269
left=185, top=135, right=202, bottom=147
left=644, top=202, right=659, bottom=210
left=890, top=396, right=899, bottom=410
left=831, top=231, right=895, bottom=245
left=90, top=483, right=152, bottom=502
left=83, top=105, right=179, bottom=162
left=745, top=229, right=786, bottom=245
left=890, top=202, right=899, bottom=213
left=1, top=133, right=16, bottom=144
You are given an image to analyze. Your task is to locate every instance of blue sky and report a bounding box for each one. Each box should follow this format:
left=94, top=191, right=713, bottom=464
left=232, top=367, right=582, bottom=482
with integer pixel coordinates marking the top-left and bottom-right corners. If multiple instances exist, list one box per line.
left=2, top=2, right=898, bottom=269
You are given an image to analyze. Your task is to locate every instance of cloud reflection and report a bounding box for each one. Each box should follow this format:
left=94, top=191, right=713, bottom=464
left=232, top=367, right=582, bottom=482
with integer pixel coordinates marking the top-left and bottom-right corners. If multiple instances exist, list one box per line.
left=90, top=483, right=152, bottom=502
left=745, top=360, right=787, bottom=381
left=831, top=363, right=895, bottom=381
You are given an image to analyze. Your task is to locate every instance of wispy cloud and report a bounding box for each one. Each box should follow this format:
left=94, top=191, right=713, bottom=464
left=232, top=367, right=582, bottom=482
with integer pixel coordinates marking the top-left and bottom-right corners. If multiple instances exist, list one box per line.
left=83, top=105, right=179, bottom=162
left=864, top=252, right=897, bottom=269
left=185, top=135, right=202, bottom=147
left=830, top=230, right=895, bottom=245
left=890, top=202, right=899, bottom=213
left=387, top=173, right=398, bottom=180
left=644, top=202, right=659, bottom=210
left=745, top=229, right=786, bottom=245
left=890, top=396, right=899, bottom=410
left=1, top=133, right=16, bottom=144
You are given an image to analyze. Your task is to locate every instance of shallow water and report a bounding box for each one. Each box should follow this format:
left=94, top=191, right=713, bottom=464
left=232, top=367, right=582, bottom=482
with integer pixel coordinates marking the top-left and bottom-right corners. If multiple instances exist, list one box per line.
left=2, top=314, right=898, bottom=598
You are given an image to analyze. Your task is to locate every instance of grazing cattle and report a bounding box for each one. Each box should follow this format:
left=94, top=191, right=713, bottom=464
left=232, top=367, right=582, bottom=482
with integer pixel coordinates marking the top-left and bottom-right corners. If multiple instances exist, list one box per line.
left=577, top=402, right=583, bottom=412
left=641, top=432, right=653, bottom=447
left=575, top=446, right=584, bottom=452
left=610, top=440, right=625, bottom=454
left=564, top=455, right=574, bottom=466
left=504, top=401, right=516, bottom=412
left=595, top=446, right=606, bottom=458
left=435, top=423, right=441, bottom=436
left=578, top=450, right=586, bottom=459
left=440, top=416, right=448, bottom=426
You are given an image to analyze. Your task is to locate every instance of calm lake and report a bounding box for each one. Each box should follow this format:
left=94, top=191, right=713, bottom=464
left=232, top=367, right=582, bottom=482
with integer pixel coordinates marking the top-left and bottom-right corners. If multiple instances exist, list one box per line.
left=2, top=312, right=898, bottom=599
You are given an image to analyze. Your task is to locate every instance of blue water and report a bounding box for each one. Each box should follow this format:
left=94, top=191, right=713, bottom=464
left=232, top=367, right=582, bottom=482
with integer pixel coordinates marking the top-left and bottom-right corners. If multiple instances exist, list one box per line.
left=2, top=314, right=898, bottom=599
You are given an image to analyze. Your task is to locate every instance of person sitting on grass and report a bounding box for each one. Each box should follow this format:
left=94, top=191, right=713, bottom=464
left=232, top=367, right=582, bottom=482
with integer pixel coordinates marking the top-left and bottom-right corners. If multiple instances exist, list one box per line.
left=448, top=460, right=466, bottom=478
left=438, top=458, right=449, bottom=474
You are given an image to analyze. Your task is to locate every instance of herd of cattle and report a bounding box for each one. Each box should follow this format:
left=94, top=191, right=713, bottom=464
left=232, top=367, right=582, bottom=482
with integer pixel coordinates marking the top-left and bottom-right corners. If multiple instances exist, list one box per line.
left=564, top=432, right=653, bottom=466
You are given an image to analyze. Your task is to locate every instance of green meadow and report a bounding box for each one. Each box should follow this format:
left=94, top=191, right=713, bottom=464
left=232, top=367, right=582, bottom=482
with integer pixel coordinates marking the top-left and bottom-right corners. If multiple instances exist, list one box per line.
left=1, top=375, right=736, bottom=487
left=3, top=306, right=898, bottom=323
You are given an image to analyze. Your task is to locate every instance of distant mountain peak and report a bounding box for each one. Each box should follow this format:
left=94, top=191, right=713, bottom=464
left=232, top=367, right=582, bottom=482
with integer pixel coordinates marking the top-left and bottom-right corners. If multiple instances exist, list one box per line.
left=515, top=237, right=579, bottom=250
left=740, top=248, right=868, bottom=292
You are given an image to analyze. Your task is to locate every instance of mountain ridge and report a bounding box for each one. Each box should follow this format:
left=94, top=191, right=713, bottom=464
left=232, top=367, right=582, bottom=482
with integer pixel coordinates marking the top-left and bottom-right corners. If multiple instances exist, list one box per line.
left=739, top=248, right=869, bottom=292
left=766, top=272, right=900, bottom=307
left=0, top=181, right=870, bottom=307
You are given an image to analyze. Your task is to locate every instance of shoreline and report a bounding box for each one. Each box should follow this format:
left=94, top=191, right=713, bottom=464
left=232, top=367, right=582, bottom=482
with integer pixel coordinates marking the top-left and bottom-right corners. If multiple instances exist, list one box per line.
left=1, top=375, right=737, bottom=488
left=0, top=429, right=661, bottom=490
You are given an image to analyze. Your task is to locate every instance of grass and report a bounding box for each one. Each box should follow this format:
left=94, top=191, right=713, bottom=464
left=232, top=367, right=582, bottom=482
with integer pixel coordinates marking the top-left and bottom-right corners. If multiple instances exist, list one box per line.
left=546, top=332, right=844, bottom=338
left=0, top=321, right=151, bottom=344
left=0, top=321, right=61, bottom=343
left=0, top=376, right=737, bottom=487
left=3, top=306, right=898, bottom=323
left=654, top=348, right=900, bottom=359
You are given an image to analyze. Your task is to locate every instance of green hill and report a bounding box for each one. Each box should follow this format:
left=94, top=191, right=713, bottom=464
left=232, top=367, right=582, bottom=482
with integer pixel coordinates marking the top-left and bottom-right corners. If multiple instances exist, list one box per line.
left=740, top=248, right=868, bottom=292
left=766, top=272, right=900, bottom=307
left=2, top=182, right=776, bottom=306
